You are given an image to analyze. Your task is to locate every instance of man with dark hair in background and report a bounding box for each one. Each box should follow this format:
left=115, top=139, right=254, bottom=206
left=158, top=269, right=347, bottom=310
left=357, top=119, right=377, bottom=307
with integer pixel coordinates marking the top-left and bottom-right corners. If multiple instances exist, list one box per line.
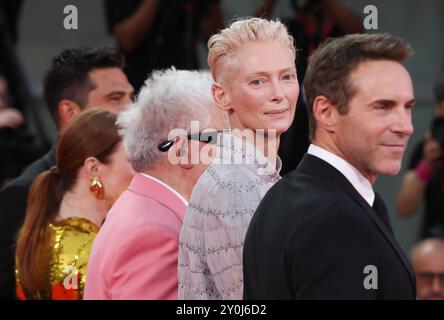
left=0, top=46, right=133, bottom=299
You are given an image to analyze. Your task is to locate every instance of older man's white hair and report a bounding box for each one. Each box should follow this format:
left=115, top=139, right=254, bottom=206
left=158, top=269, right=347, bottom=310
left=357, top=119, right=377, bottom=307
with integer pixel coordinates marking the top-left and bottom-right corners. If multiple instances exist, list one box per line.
left=117, top=68, right=213, bottom=171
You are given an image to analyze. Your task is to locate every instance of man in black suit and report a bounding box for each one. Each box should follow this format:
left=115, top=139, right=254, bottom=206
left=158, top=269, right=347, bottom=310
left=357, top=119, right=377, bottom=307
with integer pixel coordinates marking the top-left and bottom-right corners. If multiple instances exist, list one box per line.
left=243, top=33, right=417, bottom=299
left=0, top=47, right=133, bottom=299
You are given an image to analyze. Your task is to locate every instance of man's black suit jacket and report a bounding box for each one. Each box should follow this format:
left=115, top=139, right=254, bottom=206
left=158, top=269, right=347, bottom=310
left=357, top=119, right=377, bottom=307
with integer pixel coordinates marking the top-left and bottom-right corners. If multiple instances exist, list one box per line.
left=243, top=154, right=416, bottom=299
left=0, top=147, right=56, bottom=299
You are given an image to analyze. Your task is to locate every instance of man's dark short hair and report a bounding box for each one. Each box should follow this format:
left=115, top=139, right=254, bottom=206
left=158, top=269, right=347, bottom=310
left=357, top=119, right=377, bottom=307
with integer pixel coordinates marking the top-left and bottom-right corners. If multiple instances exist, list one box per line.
left=43, top=46, right=125, bottom=127
left=304, top=33, right=413, bottom=141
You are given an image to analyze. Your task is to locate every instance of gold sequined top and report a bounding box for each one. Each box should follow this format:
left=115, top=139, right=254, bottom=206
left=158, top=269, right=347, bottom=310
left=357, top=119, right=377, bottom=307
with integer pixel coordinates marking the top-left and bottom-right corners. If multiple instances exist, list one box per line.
left=16, top=217, right=99, bottom=300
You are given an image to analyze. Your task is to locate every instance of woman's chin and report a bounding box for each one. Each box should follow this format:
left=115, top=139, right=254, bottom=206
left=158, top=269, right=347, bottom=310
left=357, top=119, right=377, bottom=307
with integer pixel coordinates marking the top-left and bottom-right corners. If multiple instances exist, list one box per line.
left=265, top=119, right=292, bottom=136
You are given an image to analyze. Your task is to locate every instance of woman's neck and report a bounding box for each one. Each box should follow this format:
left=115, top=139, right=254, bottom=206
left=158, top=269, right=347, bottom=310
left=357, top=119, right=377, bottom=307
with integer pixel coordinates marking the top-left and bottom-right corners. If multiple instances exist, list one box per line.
left=57, top=184, right=110, bottom=227
left=230, top=128, right=280, bottom=168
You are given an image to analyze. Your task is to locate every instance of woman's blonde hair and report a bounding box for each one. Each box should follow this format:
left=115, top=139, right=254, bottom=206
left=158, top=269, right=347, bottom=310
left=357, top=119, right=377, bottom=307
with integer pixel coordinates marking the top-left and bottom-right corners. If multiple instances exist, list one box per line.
left=207, top=17, right=296, bottom=85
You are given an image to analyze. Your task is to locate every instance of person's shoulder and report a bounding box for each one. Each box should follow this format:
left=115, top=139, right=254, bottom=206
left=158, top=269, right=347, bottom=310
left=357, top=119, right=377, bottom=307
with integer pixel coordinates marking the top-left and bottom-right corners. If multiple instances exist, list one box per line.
left=263, top=167, right=343, bottom=202
left=278, top=193, right=375, bottom=251
left=22, top=148, right=55, bottom=177
left=0, top=178, right=28, bottom=196
left=0, top=177, right=29, bottom=215
left=195, top=163, right=257, bottom=197
left=0, top=148, right=55, bottom=204
left=113, top=187, right=182, bottom=222
left=49, top=219, right=97, bottom=263
left=257, top=169, right=367, bottom=226
left=4, top=147, right=55, bottom=189
left=1, top=166, right=38, bottom=192
left=50, top=218, right=98, bottom=241
left=186, top=164, right=265, bottom=223
left=98, top=189, right=183, bottom=245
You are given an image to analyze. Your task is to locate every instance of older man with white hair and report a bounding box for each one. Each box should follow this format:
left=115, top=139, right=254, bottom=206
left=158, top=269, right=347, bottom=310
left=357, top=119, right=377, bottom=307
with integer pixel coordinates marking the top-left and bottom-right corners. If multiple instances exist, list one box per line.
left=84, top=68, right=222, bottom=300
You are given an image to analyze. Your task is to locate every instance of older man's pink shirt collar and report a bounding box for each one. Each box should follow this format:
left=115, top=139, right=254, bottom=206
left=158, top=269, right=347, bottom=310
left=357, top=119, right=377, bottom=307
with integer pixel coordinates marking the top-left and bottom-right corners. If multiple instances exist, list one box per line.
left=127, top=173, right=187, bottom=222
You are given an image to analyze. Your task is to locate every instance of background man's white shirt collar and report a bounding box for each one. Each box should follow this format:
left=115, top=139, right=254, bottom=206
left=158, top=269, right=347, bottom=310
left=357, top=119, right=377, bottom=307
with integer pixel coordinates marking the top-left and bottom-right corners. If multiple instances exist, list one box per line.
left=307, top=144, right=375, bottom=206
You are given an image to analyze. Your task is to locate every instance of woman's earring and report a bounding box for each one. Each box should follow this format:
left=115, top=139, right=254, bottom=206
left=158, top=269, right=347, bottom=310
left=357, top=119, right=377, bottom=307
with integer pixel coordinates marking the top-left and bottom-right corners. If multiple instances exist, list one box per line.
left=90, top=176, right=104, bottom=200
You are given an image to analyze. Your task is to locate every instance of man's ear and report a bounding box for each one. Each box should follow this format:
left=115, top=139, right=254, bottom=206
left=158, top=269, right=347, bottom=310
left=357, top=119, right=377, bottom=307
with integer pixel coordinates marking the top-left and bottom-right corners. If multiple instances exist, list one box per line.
left=58, top=99, right=82, bottom=129
left=212, top=83, right=232, bottom=112
left=83, top=156, right=101, bottom=177
left=170, top=135, right=193, bottom=170
left=313, top=95, right=339, bottom=134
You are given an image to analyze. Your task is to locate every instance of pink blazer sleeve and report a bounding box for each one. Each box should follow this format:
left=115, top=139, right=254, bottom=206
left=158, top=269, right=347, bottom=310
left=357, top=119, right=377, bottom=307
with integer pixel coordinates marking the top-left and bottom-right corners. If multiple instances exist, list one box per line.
left=107, top=225, right=179, bottom=300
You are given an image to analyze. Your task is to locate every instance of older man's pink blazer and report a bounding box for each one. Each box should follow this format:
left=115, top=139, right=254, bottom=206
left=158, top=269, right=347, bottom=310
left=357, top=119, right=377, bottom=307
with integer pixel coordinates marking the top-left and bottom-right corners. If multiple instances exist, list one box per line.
left=84, top=173, right=186, bottom=300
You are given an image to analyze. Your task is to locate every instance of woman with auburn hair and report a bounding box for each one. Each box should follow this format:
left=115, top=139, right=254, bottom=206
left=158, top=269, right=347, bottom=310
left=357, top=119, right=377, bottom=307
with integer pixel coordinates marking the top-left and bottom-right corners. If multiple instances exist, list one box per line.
left=15, top=109, right=134, bottom=299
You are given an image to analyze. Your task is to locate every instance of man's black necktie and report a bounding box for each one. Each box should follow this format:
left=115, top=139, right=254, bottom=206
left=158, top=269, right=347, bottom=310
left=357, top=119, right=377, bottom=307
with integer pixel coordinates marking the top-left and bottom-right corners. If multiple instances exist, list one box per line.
left=372, top=193, right=394, bottom=234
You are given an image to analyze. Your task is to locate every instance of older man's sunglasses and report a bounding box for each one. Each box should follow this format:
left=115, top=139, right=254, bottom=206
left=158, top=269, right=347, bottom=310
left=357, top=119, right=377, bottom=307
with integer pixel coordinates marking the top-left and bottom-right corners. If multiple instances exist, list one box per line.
left=158, top=131, right=222, bottom=152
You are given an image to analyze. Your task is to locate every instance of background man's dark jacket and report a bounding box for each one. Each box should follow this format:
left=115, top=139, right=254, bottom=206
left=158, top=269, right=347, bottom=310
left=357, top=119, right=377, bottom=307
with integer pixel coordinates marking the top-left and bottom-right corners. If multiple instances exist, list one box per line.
left=0, top=147, right=55, bottom=299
